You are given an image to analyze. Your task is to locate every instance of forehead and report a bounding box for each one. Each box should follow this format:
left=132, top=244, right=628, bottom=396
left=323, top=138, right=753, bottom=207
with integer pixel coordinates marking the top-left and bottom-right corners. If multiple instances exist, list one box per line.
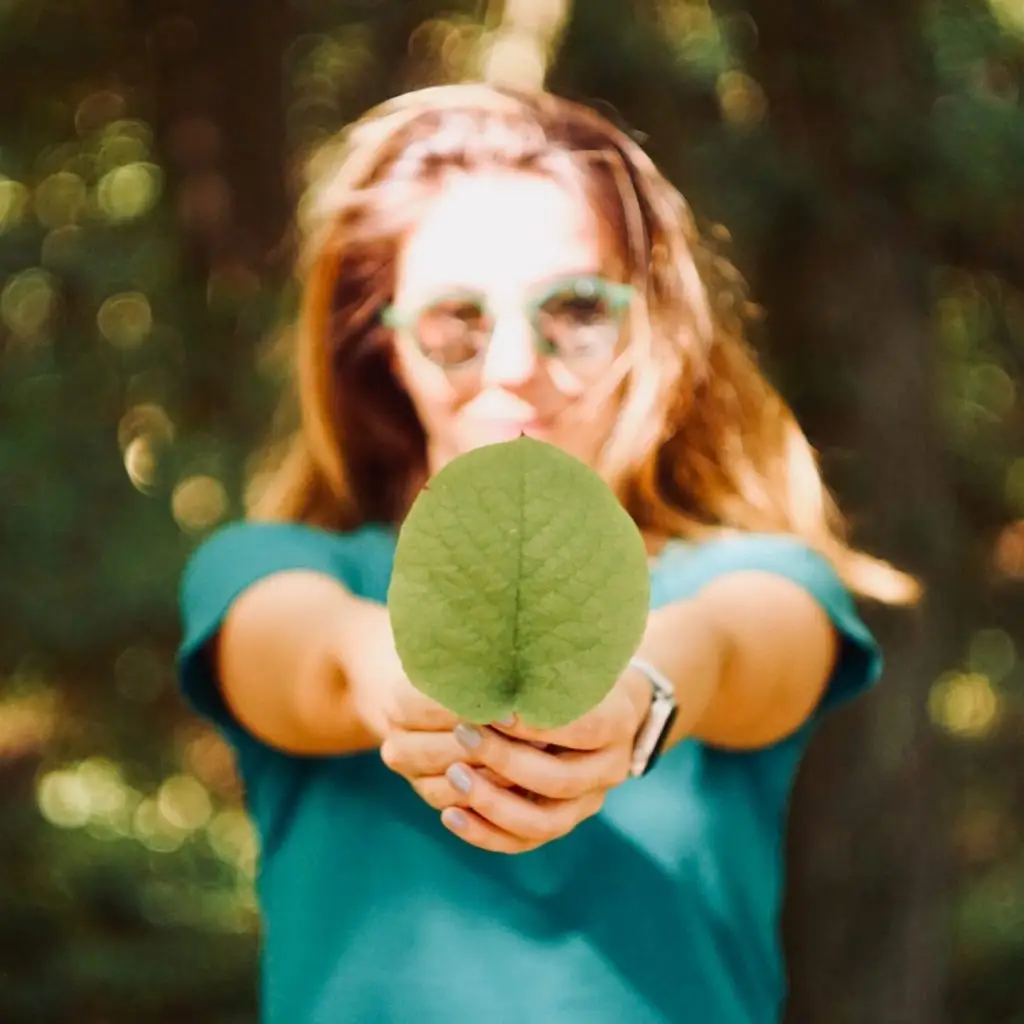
left=394, top=171, right=603, bottom=302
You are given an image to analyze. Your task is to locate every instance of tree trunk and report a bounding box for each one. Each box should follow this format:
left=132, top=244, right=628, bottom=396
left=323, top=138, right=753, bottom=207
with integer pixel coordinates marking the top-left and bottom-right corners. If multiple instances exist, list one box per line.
left=771, top=212, right=958, bottom=1024
left=142, top=0, right=292, bottom=280
left=725, top=2, right=960, bottom=1022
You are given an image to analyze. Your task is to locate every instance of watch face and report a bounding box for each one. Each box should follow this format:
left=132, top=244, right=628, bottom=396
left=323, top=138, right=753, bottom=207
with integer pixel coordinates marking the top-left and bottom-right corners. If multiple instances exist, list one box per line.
left=630, top=696, right=678, bottom=777
left=642, top=703, right=679, bottom=776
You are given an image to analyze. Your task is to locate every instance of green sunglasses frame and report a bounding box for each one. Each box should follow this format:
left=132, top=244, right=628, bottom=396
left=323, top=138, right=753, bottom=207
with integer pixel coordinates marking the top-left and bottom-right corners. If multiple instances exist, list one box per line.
left=381, top=274, right=634, bottom=369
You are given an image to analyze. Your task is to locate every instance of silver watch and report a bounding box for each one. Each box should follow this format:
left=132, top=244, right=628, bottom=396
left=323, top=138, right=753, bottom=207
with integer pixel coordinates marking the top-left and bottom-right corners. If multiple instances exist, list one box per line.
left=627, top=658, right=679, bottom=778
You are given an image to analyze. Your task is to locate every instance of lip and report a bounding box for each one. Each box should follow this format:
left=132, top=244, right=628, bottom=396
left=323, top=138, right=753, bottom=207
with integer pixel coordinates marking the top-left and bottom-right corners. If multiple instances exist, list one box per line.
left=469, top=417, right=551, bottom=442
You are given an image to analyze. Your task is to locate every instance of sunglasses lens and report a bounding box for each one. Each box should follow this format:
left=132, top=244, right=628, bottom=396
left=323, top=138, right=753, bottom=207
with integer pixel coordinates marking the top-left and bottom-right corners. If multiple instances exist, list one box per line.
left=404, top=279, right=627, bottom=370
left=535, top=281, right=622, bottom=361
left=416, top=298, right=490, bottom=366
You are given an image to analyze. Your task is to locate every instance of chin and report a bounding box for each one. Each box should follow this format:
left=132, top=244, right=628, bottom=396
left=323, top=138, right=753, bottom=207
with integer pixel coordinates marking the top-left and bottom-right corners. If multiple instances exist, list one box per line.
left=460, top=421, right=549, bottom=447
left=430, top=424, right=601, bottom=471
left=482, top=431, right=599, bottom=466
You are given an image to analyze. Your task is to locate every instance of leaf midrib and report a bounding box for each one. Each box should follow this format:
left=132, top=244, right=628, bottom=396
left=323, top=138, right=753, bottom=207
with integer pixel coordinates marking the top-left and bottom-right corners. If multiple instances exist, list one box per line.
left=509, top=437, right=527, bottom=704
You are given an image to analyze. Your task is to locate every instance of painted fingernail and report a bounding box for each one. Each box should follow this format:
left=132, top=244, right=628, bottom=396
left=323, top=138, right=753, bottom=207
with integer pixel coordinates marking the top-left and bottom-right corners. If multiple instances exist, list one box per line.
left=454, top=723, right=482, bottom=750
left=445, top=808, right=468, bottom=830
left=446, top=764, right=472, bottom=794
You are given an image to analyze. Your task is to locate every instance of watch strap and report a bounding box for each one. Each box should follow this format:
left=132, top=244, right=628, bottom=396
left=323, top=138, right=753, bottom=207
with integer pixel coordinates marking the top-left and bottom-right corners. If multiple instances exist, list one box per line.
left=627, top=657, right=679, bottom=778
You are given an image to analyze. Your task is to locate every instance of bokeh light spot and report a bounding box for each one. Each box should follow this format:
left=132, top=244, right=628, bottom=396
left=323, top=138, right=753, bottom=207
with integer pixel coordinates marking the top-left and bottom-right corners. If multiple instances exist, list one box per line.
left=158, top=774, right=213, bottom=832
left=928, top=672, right=1001, bottom=739
left=35, top=759, right=127, bottom=831
left=172, top=475, right=229, bottom=532
left=994, top=519, right=1024, bottom=578
left=717, top=70, right=768, bottom=125
left=97, top=135, right=150, bottom=174
left=97, top=291, right=153, bottom=348
left=34, top=171, right=88, bottom=229
left=37, top=771, right=93, bottom=829
left=208, top=809, right=259, bottom=877
left=124, top=436, right=159, bottom=492
left=133, top=796, right=188, bottom=853
left=0, top=693, right=58, bottom=758
left=76, top=758, right=131, bottom=825
left=183, top=731, right=239, bottom=795
left=117, top=403, right=175, bottom=452
left=0, top=177, right=30, bottom=231
left=97, top=162, right=163, bottom=221
left=1, top=268, right=57, bottom=340
left=481, top=32, right=547, bottom=91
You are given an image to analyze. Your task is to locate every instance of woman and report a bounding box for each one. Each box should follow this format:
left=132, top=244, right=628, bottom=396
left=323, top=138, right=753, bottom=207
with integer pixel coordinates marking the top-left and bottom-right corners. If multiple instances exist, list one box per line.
left=177, top=83, right=916, bottom=1023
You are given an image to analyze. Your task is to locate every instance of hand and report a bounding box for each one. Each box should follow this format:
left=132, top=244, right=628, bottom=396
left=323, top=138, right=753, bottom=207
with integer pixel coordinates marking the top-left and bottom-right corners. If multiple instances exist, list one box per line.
left=342, top=605, right=652, bottom=853
left=374, top=676, right=526, bottom=809
left=339, top=607, right=519, bottom=811
left=434, top=668, right=652, bottom=854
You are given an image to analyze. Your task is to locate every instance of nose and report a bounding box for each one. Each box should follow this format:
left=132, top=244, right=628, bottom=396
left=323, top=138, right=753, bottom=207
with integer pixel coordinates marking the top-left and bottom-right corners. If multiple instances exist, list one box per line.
left=479, top=312, right=539, bottom=388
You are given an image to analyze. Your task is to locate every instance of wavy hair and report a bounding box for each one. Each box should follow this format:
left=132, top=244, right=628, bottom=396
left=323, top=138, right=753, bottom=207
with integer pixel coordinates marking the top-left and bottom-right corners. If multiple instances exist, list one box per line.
left=251, top=83, right=918, bottom=604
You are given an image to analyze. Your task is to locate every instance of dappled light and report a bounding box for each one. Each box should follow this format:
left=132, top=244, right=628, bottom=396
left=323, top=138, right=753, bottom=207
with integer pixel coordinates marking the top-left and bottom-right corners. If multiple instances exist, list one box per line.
left=96, top=162, right=163, bottom=221
left=35, top=754, right=256, bottom=879
left=988, top=0, right=1024, bottom=37
left=479, top=0, right=570, bottom=91
left=929, top=672, right=1002, bottom=739
left=716, top=69, right=767, bottom=126
left=1, top=268, right=58, bottom=340
left=98, top=291, right=153, bottom=348
left=172, top=475, right=229, bottom=533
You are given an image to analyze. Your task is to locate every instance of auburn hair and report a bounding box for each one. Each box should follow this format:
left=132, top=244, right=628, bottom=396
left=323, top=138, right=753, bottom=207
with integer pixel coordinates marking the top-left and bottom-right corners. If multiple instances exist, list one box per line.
left=250, top=83, right=918, bottom=604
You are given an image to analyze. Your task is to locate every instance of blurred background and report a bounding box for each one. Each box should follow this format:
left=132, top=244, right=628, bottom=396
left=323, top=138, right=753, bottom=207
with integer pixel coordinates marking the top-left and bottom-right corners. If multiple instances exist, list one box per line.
left=0, top=1, right=1022, bottom=1022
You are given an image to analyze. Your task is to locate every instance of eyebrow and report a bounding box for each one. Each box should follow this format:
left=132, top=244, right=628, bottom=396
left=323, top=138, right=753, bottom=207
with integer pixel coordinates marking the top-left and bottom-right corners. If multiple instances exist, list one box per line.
left=414, top=268, right=609, bottom=299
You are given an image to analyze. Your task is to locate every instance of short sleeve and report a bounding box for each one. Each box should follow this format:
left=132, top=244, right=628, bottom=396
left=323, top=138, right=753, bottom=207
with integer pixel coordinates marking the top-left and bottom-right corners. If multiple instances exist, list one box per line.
left=175, top=521, right=382, bottom=749
left=652, top=533, right=883, bottom=716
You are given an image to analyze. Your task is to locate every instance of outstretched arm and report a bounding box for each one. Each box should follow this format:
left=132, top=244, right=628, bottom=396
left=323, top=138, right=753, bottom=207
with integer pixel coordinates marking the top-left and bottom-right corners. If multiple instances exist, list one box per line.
left=640, top=570, right=838, bottom=751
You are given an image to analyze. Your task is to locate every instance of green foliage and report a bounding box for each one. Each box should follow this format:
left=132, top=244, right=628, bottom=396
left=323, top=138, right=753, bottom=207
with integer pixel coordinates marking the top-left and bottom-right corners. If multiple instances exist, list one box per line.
left=389, top=437, right=650, bottom=727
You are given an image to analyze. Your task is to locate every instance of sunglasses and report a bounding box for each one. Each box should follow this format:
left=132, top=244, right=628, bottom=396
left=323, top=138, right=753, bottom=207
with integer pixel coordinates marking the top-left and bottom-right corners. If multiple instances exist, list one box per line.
left=381, top=274, right=633, bottom=371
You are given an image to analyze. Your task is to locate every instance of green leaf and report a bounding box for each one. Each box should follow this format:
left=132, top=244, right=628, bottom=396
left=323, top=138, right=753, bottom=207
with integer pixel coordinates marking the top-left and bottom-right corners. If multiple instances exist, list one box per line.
left=388, top=437, right=650, bottom=728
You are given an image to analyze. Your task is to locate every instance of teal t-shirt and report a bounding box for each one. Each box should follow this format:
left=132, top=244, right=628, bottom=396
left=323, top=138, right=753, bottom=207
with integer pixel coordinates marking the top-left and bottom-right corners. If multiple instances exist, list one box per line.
left=177, top=522, right=881, bottom=1024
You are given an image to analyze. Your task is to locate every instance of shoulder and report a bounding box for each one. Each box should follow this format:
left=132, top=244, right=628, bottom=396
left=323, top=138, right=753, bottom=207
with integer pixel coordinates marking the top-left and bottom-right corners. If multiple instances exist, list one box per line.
left=652, top=531, right=882, bottom=714
left=180, top=519, right=398, bottom=612
left=652, top=531, right=845, bottom=603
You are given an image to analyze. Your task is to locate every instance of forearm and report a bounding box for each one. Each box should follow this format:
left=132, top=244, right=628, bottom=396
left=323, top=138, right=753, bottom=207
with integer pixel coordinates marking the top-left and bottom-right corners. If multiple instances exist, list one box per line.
left=216, top=571, right=387, bottom=755
left=630, top=572, right=838, bottom=751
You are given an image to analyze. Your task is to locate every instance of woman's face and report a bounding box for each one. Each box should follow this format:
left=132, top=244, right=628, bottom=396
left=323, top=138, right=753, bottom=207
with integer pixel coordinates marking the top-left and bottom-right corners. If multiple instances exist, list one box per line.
left=389, top=170, right=628, bottom=474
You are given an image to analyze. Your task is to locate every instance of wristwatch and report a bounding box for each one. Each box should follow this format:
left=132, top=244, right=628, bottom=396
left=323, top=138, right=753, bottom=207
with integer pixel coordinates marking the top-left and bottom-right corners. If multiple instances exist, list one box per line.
left=627, top=657, right=680, bottom=778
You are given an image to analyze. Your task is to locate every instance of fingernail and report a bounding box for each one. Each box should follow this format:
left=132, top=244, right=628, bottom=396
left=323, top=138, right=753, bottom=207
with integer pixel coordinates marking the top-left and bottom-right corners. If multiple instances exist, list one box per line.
left=445, top=808, right=468, bottom=830
left=454, top=723, right=482, bottom=750
left=446, top=764, right=472, bottom=794
left=496, top=715, right=516, bottom=727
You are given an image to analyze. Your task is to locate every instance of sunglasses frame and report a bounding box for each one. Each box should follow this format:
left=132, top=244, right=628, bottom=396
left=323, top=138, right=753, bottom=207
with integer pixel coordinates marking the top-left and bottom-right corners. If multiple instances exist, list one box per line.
left=381, top=274, right=634, bottom=370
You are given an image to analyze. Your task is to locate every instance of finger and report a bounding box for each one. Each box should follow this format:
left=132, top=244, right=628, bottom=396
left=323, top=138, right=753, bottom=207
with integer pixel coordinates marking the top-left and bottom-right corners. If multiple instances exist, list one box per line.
left=412, top=775, right=464, bottom=810
left=490, top=704, right=619, bottom=751
left=380, top=729, right=470, bottom=779
left=381, top=729, right=519, bottom=784
left=445, top=762, right=605, bottom=843
left=388, top=678, right=461, bottom=731
left=476, top=768, right=513, bottom=788
left=455, top=724, right=627, bottom=800
left=441, top=808, right=539, bottom=854
left=410, top=769, right=514, bottom=811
